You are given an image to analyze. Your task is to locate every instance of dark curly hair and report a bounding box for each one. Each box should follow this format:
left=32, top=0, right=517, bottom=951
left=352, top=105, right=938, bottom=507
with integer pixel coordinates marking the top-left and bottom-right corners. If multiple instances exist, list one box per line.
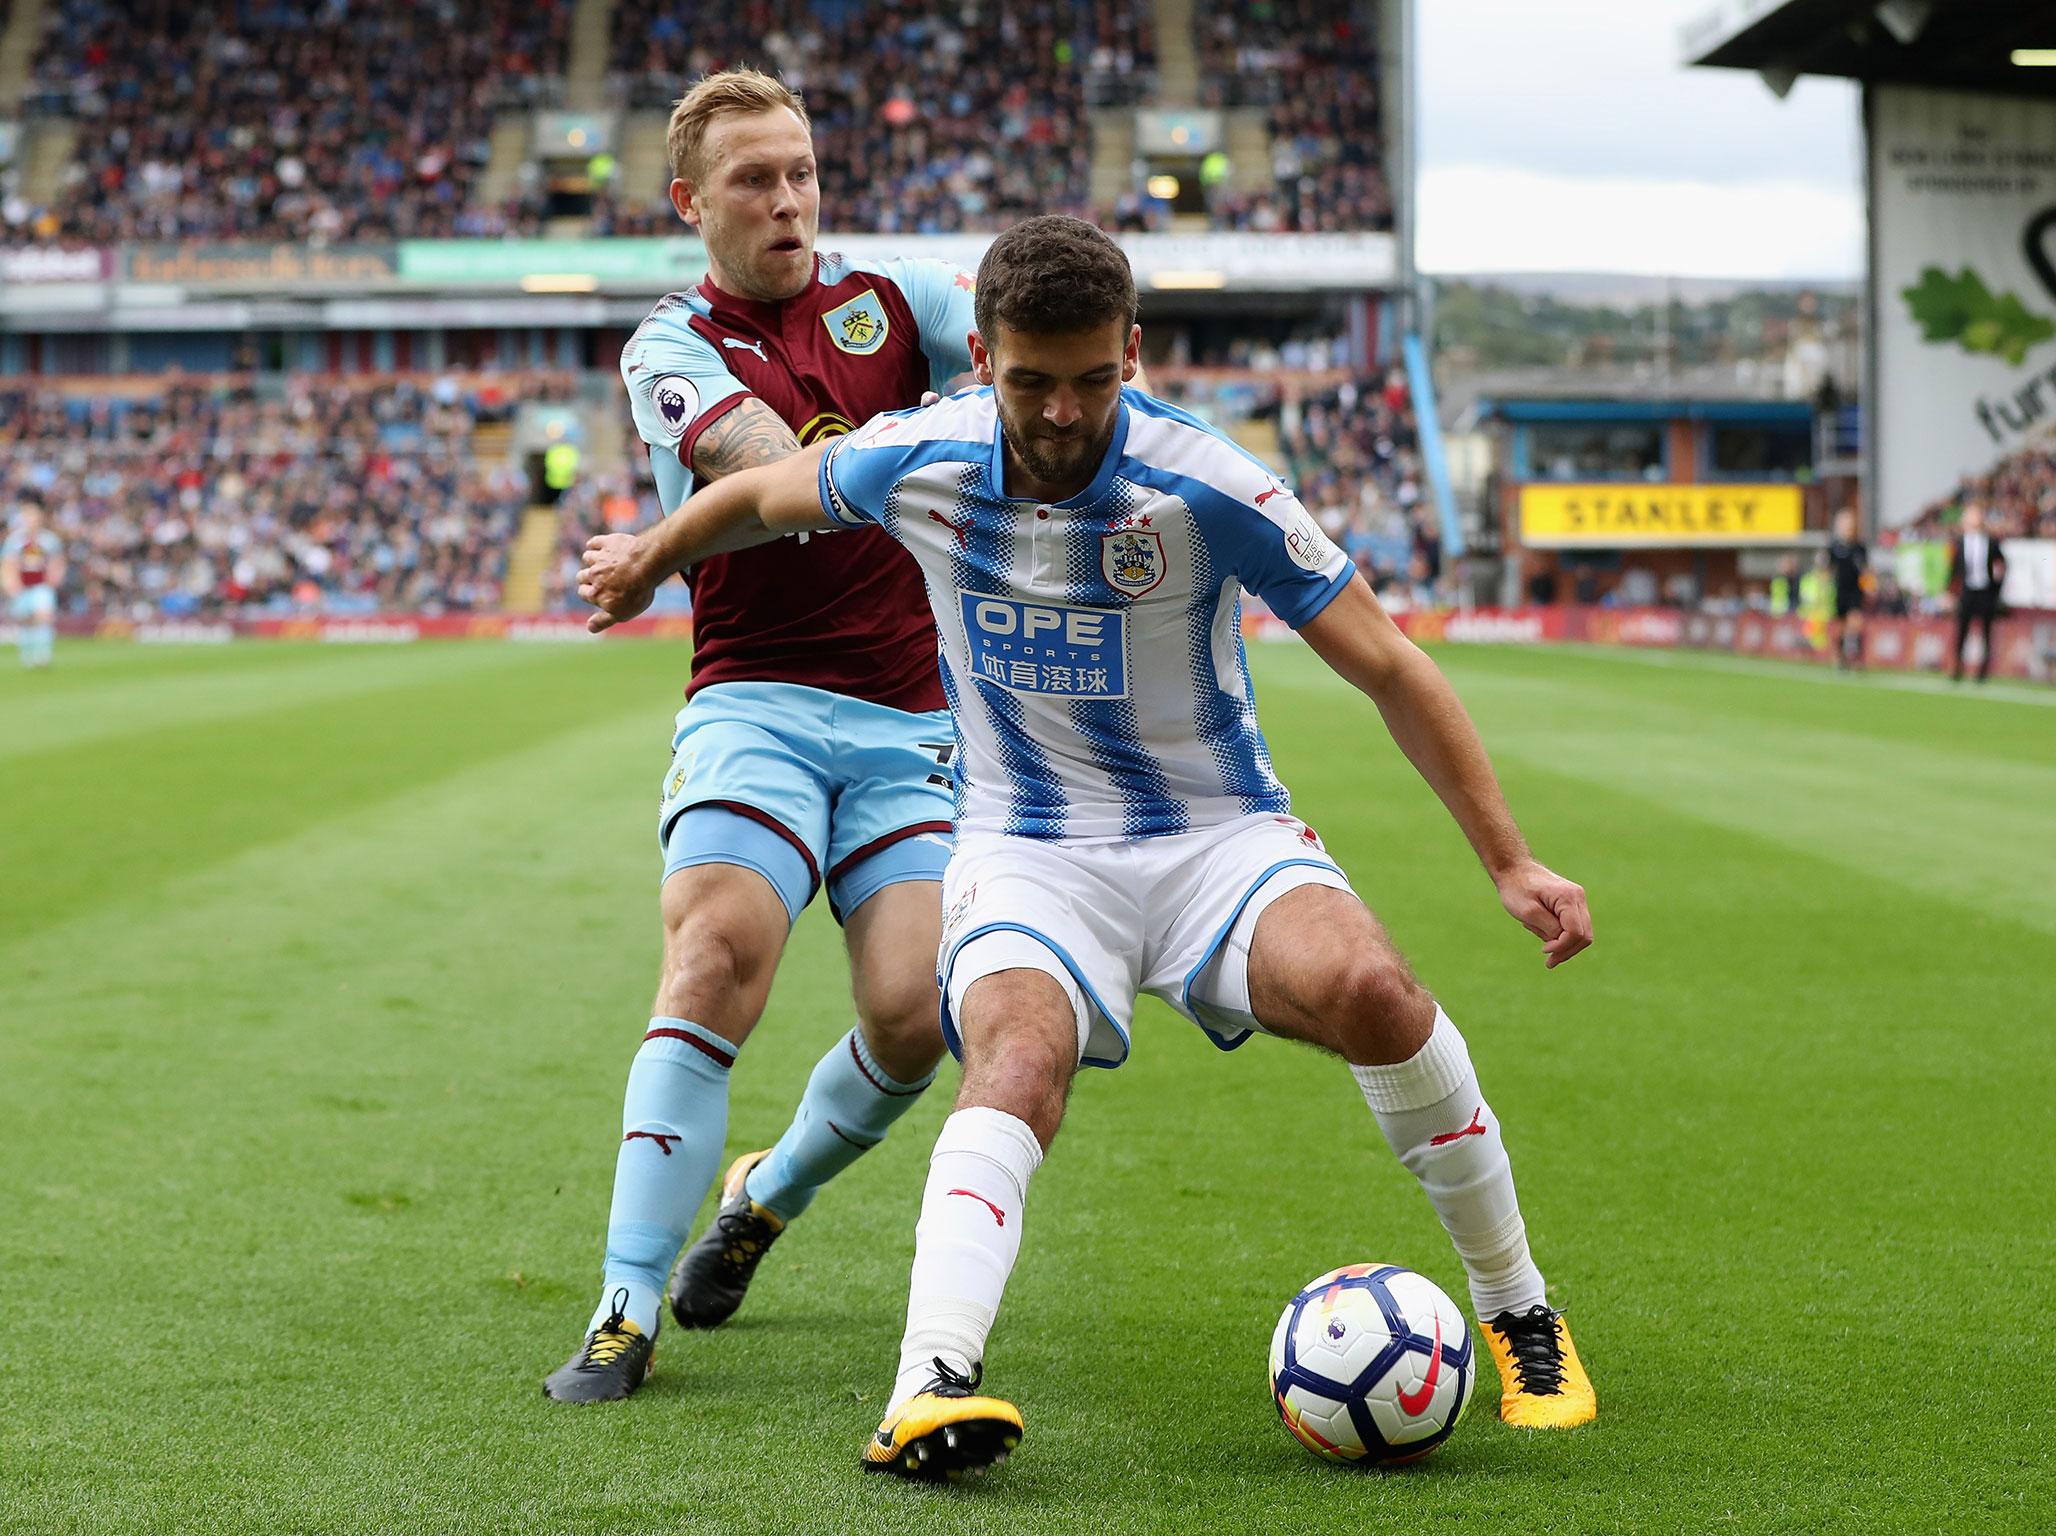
left=974, top=215, right=1137, bottom=341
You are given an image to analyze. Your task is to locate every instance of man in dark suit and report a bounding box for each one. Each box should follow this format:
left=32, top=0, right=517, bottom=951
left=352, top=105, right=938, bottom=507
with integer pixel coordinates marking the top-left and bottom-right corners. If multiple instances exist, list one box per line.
left=1948, top=502, right=2006, bottom=682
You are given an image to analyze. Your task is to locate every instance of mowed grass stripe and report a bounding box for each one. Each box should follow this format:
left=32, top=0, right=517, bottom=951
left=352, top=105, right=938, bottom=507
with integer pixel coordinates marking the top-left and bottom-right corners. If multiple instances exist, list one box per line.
left=0, top=640, right=547, bottom=761
left=0, top=673, right=918, bottom=1534
left=1437, top=642, right=2056, bottom=763
left=1257, top=643, right=2056, bottom=933
left=0, top=644, right=682, bottom=945
left=2, top=641, right=2050, bottom=1534
left=1564, top=640, right=2056, bottom=712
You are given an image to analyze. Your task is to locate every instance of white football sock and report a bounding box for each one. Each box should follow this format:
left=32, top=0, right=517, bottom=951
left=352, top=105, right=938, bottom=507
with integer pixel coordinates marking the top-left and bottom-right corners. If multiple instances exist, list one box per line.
left=889, top=1106, right=1043, bottom=1412
left=1351, top=1006, right=1548, bottom=1319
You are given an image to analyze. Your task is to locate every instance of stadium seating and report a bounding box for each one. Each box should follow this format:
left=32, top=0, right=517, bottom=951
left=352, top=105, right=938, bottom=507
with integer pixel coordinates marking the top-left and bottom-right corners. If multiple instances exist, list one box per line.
left=1909, top=443, right=2056, bottom=541
left=1155, top=362, right=1431, bottom=596
left=0, top=374, right=547, bottom=615
left=1195, top=0, right=1391, bottom=232
left=23, top=0, right=571, bottom=241
left=8, top=0, right=1393, bottom=237
left=607, top=0, right=1144, bottom=233
left=1, top=348, right=1418, bottom=620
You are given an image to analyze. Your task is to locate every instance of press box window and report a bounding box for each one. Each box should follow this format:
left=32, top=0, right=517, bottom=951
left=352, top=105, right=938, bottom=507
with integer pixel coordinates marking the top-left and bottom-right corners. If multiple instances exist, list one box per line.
left=1707, top=424, right=1811, bottom=478
left=1527, top=424, right=1664, bottom=482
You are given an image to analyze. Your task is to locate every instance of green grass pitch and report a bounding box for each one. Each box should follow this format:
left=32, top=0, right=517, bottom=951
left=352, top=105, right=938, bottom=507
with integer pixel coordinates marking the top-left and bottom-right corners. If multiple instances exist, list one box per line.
left=2, top=638, right=2051, bottom=1534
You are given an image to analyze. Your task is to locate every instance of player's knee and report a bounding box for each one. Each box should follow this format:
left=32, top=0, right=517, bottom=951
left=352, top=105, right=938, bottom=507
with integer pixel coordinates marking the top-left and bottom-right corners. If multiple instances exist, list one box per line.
left=956, top=969, right=1077, bottom=1134
left=855, top=984, right=944, bottom=1081
left=1326, top=951, right=1432, bottom=1056
left=853, top=957, right=940, bottom=1042
left=658, top=915, right=772, bottom=1013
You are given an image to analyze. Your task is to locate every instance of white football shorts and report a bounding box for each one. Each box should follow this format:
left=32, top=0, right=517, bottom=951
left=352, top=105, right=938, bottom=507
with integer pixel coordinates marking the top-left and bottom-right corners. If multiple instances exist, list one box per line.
left=938, top=811, right=1356, bottom=1068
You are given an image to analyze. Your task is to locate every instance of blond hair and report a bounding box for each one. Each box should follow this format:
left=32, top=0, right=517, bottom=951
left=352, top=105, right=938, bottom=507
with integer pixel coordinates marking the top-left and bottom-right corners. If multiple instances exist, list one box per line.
left=666, top=68, right=811, bottom=183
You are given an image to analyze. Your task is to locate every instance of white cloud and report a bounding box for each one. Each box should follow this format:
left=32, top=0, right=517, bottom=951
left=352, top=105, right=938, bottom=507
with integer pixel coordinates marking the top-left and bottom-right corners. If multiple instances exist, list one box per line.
left=1420, top=0, right=1861, bottom=190
left=1415, top=0, right=1864, bottom=279
left=1417, top=164, right=1864, bottom=280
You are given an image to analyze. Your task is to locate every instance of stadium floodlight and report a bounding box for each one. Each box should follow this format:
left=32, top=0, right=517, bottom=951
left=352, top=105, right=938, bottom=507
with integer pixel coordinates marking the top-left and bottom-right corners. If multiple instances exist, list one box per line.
left=2011, top=49, right=2056, bottom=66
left=1873, top=0, right=1931, bottom=46
left=1757, top=65, right=1799, bottom=98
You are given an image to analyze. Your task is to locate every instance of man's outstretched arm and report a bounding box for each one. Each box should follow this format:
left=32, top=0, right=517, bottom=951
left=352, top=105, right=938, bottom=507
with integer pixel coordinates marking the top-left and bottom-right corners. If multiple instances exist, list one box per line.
left=579, top=441, right=834, bottom=632
left=1296, top=574, right=1595, bottom=969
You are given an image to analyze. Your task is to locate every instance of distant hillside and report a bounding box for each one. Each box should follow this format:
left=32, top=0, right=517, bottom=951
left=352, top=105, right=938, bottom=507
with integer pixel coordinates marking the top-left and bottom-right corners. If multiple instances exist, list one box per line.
left=1432, top=275, right=1861, bottom=374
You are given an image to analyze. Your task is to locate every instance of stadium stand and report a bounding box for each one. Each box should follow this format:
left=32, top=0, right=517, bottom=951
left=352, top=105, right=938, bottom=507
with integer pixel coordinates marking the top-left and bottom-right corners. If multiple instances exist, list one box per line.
left=24, top=0, right=571, bottom=241
left=0, top=346, right=1416, bottom=619
left=5, top=0, right=1394, bottom=238
left=0, top=374, right=555, bottom=615
left=1908, top=439, right=2056, bottom=541
left=0, top=0, right=1411, bottom=617
left=1154, top=361, right=1434, bottom=599
left=1194, top=0, right=1390, bottom=233
left=605, top=0, right=1146, bottom=233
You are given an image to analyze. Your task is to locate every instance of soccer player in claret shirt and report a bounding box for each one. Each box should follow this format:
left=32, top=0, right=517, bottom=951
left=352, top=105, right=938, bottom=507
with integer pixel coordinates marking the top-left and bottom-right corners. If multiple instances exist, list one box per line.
left=2, top=493, right=65, bottom=670
left=581, top=216, right=1600, bottom=1472
left=543, top=69, right=989, bottom=1402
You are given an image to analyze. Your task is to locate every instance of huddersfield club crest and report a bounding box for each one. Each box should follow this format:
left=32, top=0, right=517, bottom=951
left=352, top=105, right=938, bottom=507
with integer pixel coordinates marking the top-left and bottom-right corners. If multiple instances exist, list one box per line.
left=1102, top=528, right=1165, bottom=597
left=822, top=289, right=889, bottom=355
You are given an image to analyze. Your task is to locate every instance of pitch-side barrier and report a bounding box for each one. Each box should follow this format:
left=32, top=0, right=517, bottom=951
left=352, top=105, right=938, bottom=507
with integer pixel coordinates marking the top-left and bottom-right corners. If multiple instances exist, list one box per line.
left=28, top=605, right=2055, bottom=681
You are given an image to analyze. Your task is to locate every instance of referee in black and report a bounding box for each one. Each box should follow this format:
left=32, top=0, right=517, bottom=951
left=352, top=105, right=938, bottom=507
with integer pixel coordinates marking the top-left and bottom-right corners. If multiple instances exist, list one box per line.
left=1825, top=508, right=1868, bottom=671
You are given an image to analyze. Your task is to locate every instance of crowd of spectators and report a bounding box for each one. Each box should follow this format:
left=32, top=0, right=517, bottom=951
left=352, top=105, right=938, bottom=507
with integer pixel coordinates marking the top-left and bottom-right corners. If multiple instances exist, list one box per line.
left=1155, top=361, right=1437, bottom=603
left=0, top=348, right=1436, bottom=621
left=3, top=0, right=1403, bottom=242
left=1194, top=0, right=1391, bottom=233
left=1903, top=437, right=2056, bottom=543
left=1283, top=371, right=1437, bottom=600
left=536, top=462, right=677, bottom=615
left=23, top=0, right=570, bottom=242
left=0, top=374, right=547, bottom=617
left=607, top=0, right=1149, bottom=234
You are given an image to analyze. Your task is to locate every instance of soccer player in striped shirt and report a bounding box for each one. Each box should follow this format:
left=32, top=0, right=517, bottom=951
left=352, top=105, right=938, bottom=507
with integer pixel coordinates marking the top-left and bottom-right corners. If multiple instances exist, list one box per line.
left=580, top=216, right=1599, bottom=1474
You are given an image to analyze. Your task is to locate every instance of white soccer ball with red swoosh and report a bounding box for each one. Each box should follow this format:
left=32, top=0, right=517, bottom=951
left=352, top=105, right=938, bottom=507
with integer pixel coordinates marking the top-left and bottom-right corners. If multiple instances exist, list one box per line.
left=1268, top=1263, right=1474, bottom=1465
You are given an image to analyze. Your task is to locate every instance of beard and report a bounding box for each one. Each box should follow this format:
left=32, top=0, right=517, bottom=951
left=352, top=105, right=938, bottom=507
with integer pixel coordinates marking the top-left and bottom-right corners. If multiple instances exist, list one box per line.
left=1000, top=411, right=1114, bottom=491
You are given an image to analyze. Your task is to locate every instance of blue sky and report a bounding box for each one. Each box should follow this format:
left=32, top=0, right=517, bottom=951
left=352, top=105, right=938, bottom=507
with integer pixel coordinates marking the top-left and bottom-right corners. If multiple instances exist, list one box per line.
left=1416, top=0, right=1864, bottom=278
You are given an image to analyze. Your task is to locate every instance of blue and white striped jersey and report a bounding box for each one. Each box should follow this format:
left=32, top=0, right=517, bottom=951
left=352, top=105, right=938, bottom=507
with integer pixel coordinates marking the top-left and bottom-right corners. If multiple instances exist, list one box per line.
left=818, top=386, right=1354, bottom=842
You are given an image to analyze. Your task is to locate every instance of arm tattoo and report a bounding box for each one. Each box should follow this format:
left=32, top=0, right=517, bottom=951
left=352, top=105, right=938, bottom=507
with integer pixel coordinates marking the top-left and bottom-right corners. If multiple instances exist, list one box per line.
left=692, top=397, right=803, bottom=482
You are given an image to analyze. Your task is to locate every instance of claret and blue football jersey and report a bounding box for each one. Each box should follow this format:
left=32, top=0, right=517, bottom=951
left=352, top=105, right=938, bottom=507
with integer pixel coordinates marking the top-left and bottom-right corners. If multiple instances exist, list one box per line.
left=619, top=250, right=977, bottom=710
left=818, top=387, right=1355, bottom=842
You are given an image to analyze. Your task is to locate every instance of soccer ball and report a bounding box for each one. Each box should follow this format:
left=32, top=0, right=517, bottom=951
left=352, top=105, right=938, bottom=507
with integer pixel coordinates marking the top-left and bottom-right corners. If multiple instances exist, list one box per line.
left=1269, top=1263, right=1474, bottom=1466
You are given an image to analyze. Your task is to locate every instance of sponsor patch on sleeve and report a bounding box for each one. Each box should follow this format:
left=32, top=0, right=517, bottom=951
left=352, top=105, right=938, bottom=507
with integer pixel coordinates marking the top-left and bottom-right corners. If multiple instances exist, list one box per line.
left=649, top=375, right=700, bottom=441
left=1283, top=504, right=1342, bottom=572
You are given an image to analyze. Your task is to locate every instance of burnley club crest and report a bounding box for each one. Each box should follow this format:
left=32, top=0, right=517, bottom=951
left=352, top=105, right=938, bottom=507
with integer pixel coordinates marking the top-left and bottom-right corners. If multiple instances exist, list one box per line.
left=1102, top=528, right=1165, bottom=596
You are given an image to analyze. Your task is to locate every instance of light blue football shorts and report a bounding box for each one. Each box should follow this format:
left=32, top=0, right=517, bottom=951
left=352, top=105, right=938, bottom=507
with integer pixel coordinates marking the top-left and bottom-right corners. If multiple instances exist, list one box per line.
left=658, top=680, right=955, bottom=926
left=10, top=587, right=55, bottom=622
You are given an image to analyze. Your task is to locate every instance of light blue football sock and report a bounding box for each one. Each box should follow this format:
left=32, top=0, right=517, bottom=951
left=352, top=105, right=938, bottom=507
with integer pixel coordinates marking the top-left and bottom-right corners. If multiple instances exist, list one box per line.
left=744, top=1026, right=935, bottom=1223
left=594, top=1018, right=736, bottom=1336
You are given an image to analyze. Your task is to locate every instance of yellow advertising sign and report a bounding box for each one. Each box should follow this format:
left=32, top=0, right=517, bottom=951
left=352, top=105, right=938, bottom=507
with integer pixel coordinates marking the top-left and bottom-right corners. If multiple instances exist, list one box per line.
left=1519, top=484, right=1805, bottom=545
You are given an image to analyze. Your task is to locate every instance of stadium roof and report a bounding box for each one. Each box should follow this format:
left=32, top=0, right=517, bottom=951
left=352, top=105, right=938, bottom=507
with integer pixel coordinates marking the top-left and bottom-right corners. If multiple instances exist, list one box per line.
left=1682, top=0, right=2056, bottom=95
left=1442, top=365, right=1814, bottom=429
